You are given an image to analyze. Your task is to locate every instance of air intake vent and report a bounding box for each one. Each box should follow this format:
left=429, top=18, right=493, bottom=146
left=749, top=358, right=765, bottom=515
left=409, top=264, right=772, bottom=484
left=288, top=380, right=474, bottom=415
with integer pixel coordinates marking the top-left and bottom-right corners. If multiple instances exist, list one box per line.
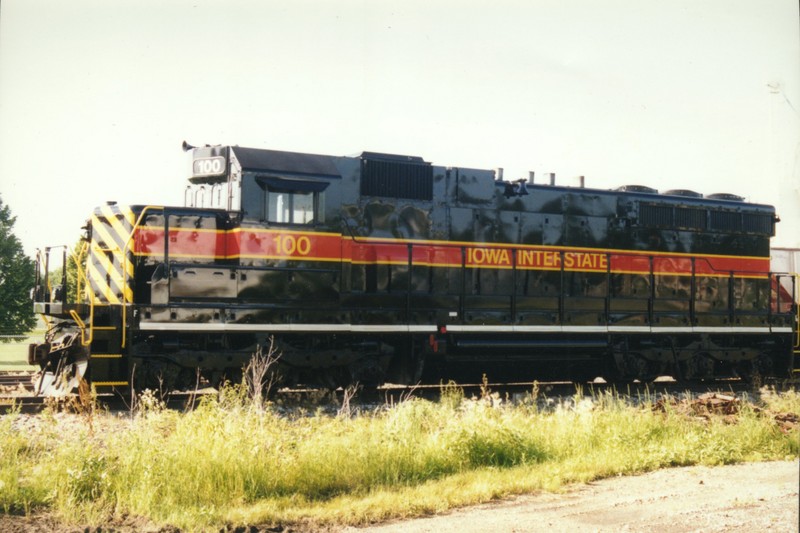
left=710, top=210, right=742, bottom=232
left=639, top=204, right=673, bottom=226
left=707, top=193, right=744, bottom=202
left=616, top=185, right=658, bottom=194
left=743, top=213, right=774, bottom=235
left=360, top=153, right=433, bottom=201
left=663, top=189, right=703, bottom=198
left=675, top=207, right=707, bottom=229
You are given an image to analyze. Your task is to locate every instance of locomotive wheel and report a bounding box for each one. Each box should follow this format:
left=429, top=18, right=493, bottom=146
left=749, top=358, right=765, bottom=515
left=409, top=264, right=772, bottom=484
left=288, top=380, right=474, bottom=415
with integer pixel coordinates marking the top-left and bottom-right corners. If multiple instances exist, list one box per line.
left=207, top=367, right=245, bottom=391
left=133, top=359, right=196, bottom=394
left=317, top=366, right=353, bottom=389
left=612, top=351, right=658, bottom=383
left=738, top=353, right=774, bottom=387
left=680, top=353, right=716, bottom=381
left=348, top=356, right=386, bottom=386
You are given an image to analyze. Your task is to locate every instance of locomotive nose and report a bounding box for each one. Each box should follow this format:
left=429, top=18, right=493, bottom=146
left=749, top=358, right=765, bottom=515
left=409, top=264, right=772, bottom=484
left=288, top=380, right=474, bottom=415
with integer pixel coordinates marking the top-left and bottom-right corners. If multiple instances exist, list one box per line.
left=35, top=356, right=88, bottom=397
left=32, top=329, right=90, bottom=397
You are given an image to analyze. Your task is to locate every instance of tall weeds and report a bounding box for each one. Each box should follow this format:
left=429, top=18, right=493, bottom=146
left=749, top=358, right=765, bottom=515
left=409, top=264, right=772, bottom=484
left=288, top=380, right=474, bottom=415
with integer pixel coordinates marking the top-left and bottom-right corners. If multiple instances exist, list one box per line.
left=0, top=387, right=797, bottom=530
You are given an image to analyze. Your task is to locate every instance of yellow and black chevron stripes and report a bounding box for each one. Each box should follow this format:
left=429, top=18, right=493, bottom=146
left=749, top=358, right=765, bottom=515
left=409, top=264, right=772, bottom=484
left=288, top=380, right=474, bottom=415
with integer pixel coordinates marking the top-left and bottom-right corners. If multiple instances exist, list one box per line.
left=89, top=204, right=136, bottom=304
left=87, top=253, right=123, bottom=303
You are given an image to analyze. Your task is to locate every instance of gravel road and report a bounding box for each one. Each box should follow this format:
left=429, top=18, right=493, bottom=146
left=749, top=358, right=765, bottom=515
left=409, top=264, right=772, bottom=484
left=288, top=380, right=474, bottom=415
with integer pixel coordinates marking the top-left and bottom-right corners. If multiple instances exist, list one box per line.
left=344, top=460, right=800, bottom=533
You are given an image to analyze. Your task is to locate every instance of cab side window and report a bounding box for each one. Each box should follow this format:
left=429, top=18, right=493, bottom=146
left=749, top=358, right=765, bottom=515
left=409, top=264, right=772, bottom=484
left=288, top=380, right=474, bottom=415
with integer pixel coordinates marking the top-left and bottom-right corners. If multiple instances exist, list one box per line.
left=256, top=176, right=328, bottom=225
left=267, top=190, right=316, bottom=224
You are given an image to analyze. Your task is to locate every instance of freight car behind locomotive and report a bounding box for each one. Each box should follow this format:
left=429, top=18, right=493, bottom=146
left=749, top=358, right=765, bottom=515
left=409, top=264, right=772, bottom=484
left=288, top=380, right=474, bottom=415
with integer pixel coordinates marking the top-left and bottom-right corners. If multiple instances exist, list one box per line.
left=29, top=145, right=798, bottom=395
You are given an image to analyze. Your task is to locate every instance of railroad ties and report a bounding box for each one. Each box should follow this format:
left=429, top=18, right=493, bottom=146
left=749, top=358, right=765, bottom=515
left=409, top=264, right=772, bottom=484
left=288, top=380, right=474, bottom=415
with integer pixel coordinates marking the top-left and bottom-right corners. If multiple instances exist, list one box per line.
left=1, top=371, right=796, bottom=415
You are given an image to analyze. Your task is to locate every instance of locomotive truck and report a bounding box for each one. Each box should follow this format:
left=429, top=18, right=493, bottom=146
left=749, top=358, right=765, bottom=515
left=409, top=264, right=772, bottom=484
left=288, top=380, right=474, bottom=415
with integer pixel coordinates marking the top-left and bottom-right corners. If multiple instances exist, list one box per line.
left=29, top=144, right=798, bottom=395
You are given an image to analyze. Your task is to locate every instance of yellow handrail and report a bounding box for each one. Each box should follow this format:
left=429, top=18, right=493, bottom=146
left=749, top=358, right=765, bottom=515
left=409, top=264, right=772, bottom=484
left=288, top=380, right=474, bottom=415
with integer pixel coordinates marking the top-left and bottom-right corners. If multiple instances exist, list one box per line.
left=69, top=243, right=95, bottom=347
left=74, top=240, right=88, bottom=304
left=69, top=309, right=92, bottom=346
left=34, top=243, right=94, bottom=345
left=120, top=205, right=165, bottom=348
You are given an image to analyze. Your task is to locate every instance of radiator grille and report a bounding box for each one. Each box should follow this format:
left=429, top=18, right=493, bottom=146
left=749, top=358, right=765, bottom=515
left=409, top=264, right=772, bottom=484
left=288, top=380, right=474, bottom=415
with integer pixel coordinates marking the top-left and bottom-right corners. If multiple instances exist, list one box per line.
left=710, top=210, right=742, bottom=232
left=743, top=213, right=773, bottom=235
left=361, top=158, right=433, bottom=201
left=675, top=207, right=707, bottom=230
left=639, top=204, right=673, bottom=227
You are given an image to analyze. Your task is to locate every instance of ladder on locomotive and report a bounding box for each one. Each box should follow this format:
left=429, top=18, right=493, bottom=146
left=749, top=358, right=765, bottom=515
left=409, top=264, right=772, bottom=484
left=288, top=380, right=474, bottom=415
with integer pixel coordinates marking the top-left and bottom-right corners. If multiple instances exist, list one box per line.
left=66, top=241, right=129, bottom=390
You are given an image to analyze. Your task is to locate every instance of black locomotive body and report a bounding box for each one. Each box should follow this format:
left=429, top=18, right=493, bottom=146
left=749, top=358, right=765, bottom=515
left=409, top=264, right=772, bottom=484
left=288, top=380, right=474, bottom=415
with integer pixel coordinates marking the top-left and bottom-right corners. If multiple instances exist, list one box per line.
left=30, top=145, right=798, bottom=394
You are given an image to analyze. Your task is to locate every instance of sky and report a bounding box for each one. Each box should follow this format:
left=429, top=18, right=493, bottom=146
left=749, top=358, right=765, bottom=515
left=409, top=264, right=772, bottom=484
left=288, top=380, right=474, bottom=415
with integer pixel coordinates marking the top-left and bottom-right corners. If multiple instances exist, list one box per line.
left=1, top=0, right=799, bottom=257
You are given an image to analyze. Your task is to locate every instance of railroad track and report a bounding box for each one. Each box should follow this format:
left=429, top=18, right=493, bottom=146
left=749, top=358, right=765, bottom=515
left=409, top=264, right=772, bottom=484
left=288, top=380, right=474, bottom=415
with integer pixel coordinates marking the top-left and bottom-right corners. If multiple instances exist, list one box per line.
left=0, top=371, right=36, bottom=391
left=0, top=395, right=48, bottom=414
left=278, top=377, right=780, bottom=408
left=1, top=372, right=795, bottom=415
left=0, top=371, right=39, bottom=413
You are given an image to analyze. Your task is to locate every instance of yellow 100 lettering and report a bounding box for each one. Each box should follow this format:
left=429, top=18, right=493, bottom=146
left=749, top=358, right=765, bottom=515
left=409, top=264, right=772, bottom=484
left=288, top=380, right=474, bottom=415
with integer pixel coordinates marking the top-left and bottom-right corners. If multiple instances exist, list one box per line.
left=273, top=234, right=312, bottom=255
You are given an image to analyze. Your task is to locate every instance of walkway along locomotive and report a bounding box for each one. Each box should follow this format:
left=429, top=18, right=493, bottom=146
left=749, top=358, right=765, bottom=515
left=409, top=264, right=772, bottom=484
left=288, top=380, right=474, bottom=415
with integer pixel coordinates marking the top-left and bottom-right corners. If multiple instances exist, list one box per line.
left=29, top=145, right=799, bottom=395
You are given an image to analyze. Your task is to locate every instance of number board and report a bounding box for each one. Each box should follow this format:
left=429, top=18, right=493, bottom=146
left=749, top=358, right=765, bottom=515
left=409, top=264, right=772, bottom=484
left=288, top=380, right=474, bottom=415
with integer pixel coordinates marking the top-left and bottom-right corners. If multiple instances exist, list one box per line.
left=192, top=156, right=227, bottom=177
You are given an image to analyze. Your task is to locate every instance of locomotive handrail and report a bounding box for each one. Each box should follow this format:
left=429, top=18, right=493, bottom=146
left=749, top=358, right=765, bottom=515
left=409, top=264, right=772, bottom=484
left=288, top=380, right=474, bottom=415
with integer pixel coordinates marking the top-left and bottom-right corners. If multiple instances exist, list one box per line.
left=69, top=309, right=93, bottom=347
left=321, top=224, right=781, bottom=333
left=121, top=205, right=166, bottom=348
left=74, top=240, right=89, bottom=306
left=33, top=249, right=55, bottom=331
left=39, top=245, right=67, bottom=304
left=340, top=234, right=779, bottom=329
left=33, top=243, right=96, bottom=345
left=795, top=273, right=799, bottom=349
left=764, top=271, right=800, bottom=351
left=781, top=272, right=800, bottom=349
left=70, top=242, right=95, bottom=346
left=342, top=219, right=365, bottom=242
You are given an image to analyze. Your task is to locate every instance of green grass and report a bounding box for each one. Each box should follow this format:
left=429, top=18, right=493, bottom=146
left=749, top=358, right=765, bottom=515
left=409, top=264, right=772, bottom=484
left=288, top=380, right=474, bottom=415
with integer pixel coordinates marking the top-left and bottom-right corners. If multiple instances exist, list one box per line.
left=0, top=330, right=42, bottom=371
left=1, top=385, right=798, bottom=531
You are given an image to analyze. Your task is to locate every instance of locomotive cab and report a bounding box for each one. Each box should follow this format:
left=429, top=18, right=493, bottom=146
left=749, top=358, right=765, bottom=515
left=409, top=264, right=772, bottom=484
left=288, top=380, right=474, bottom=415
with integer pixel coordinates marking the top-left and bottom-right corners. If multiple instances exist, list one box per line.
left=185, top=145, right=240, bottom=212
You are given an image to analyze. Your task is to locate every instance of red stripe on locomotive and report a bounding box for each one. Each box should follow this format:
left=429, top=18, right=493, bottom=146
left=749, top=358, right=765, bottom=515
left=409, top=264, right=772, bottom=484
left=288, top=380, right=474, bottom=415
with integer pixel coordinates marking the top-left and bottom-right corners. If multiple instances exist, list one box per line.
left=132, top=227, right=769, bottom=276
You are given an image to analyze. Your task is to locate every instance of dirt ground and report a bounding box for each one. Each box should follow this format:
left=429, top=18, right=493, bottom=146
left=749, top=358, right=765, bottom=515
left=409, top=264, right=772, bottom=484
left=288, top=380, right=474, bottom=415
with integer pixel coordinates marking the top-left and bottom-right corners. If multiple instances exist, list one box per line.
left=3, top=460, right=798, bottom=532
left=346, top=460, right=800, bottom=533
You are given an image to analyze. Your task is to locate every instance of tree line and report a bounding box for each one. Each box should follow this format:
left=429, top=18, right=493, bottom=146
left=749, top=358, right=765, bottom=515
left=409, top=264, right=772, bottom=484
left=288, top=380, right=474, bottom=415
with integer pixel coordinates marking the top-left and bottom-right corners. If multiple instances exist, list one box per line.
left=0, top=195, right=36, bottom=340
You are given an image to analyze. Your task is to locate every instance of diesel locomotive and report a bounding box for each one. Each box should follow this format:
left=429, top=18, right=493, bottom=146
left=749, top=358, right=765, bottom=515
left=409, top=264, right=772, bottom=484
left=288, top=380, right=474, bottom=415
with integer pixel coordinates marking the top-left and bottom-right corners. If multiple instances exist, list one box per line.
left=29, top=144, right=799, bottom=395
